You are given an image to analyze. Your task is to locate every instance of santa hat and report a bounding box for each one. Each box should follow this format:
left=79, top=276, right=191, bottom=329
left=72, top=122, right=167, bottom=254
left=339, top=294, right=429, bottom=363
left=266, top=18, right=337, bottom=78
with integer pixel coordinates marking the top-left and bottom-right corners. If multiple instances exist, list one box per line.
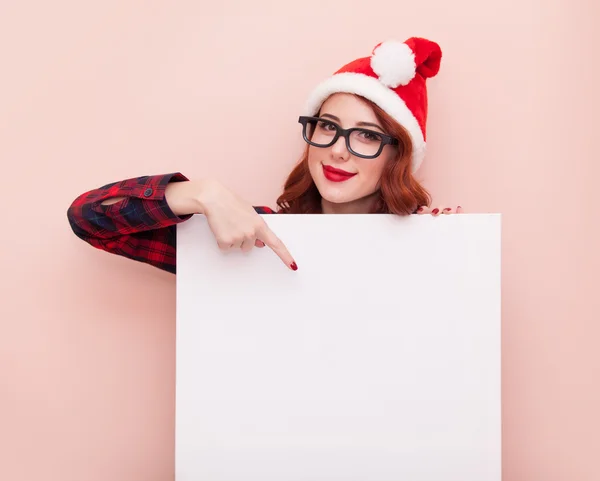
left=304, top=37, right=442, bottom=172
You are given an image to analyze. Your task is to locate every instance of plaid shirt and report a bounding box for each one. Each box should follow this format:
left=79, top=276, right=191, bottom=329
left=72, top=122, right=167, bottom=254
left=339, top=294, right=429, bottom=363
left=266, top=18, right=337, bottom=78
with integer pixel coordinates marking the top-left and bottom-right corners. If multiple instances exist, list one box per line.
left=67, top=172, right=275, bottom=274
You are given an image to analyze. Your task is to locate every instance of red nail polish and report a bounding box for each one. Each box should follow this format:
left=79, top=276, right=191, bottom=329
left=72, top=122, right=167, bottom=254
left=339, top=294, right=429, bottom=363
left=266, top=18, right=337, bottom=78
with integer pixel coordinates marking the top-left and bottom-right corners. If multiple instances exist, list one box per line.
left=290, top=262, right=298, bottom=271
left=432, top=208, right=439, bottom=214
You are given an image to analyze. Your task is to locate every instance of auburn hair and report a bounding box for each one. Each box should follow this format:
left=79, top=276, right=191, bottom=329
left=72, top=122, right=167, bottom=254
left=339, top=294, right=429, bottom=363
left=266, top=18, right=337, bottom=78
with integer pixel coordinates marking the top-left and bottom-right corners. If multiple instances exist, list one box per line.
left=275, top=95, right=431, bottom=215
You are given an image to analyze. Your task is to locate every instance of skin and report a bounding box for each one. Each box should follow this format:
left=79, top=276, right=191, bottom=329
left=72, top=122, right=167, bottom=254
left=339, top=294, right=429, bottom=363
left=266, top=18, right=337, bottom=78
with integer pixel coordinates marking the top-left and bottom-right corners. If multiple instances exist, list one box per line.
left=307, top=93, right=460, bottom=216
left=307, top=93, right=394, bottom=214
left=132, top=93, right=460, bottom=270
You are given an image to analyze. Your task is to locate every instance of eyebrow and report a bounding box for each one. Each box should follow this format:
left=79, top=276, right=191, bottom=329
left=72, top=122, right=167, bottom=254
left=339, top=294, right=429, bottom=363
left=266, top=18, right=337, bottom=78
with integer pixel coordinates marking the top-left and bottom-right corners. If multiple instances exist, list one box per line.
left=320, top=113, right=385, bottom=133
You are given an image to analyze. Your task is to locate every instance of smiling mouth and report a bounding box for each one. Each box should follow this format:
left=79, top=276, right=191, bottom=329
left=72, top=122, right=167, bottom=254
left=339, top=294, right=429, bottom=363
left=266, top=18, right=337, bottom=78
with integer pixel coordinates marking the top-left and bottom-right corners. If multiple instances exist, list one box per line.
left=322, top=164, right=357, bottom=183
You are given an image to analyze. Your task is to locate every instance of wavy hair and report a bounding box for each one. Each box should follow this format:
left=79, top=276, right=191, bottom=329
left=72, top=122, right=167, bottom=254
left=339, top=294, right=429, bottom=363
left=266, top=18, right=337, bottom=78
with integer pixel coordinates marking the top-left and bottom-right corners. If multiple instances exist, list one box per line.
left=275, top=95, right=431, bottom=214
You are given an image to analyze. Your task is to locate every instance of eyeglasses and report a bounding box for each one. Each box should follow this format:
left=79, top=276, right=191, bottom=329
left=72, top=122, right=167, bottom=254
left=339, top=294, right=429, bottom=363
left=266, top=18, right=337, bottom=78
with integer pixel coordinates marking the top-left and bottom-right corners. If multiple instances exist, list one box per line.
left=298, top=116, right=399, bottom=159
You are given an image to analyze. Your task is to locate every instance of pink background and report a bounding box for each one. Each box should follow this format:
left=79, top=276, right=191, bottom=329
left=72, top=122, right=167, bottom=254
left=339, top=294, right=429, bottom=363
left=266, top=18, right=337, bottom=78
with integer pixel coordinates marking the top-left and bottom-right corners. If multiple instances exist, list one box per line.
left=1, top=1, right=599, bottom=480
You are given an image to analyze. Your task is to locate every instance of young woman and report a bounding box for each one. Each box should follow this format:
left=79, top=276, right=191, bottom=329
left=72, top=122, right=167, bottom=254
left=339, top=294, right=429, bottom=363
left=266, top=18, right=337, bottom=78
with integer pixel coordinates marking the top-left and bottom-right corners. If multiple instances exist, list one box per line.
left=67, top=37, right=458, bottom=274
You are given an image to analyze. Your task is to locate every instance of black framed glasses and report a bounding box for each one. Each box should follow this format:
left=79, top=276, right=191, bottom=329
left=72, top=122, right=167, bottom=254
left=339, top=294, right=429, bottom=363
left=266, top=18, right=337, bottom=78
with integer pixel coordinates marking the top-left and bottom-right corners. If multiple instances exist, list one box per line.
left=298, top=116, right=399, bottom=159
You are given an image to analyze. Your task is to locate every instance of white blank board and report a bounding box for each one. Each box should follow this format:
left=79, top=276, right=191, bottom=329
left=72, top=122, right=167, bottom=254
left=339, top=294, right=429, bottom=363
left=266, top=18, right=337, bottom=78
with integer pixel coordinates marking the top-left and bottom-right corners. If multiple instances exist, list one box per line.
left=176, top=213, right=501, bottom=481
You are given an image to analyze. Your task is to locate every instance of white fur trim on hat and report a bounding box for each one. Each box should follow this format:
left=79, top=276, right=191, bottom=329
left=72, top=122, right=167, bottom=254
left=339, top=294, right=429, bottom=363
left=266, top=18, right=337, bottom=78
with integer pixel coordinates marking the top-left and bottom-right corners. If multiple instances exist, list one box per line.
left=304, top=72, right=426, bottom=172
left=371, top=40, right=416, bottom=88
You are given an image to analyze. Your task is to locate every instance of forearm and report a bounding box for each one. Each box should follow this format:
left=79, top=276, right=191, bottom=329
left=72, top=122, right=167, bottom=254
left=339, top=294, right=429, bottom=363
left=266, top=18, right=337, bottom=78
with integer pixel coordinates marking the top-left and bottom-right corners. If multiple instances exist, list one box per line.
left=164, top=179, right=207, bottom=216
left=68, top=173, right=196, bottom=240
left=67, top=172, right=199, bottom=273
left=99, top=178, right=206, bottom=216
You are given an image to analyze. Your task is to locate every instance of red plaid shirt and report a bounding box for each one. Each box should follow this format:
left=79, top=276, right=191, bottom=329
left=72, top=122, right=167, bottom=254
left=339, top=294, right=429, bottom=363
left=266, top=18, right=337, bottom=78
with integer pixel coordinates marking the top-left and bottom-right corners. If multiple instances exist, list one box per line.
left=67, top=173, right=275, bottom=274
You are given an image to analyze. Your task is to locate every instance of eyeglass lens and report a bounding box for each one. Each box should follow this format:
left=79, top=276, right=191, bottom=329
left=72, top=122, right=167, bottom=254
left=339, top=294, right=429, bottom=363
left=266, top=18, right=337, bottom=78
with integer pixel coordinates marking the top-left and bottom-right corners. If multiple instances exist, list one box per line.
left=305, top=118, right=385, bottom=158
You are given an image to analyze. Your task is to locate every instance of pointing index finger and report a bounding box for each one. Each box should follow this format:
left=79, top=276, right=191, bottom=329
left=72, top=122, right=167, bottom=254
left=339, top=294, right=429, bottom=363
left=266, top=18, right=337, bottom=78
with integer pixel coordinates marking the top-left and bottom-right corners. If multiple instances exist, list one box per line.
left=259, top=225, right=297, bottom=270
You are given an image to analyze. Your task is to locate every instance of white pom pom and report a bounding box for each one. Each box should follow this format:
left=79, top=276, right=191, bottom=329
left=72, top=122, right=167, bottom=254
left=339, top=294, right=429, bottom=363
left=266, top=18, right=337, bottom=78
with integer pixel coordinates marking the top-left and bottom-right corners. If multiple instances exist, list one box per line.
left=370, top=40, right=416, bottom=88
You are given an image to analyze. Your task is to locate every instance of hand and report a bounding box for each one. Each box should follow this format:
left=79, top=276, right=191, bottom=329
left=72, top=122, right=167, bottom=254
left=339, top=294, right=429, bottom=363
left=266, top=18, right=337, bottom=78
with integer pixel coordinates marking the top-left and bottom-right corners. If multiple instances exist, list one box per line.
left=196, top=179, right=297, bottom=271
left=416, top=205, right=462, bottom=216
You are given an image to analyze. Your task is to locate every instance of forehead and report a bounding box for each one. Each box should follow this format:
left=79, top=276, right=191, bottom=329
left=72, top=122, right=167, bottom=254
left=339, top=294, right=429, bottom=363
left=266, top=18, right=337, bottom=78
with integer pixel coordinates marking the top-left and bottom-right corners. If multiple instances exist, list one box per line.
left=319, top=93, right=378, bottom=124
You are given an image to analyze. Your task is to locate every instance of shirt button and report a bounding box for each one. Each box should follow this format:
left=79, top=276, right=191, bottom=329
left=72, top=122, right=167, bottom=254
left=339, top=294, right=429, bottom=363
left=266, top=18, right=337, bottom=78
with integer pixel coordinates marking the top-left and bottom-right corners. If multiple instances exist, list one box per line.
left=143, top=188, right=153, bottom=197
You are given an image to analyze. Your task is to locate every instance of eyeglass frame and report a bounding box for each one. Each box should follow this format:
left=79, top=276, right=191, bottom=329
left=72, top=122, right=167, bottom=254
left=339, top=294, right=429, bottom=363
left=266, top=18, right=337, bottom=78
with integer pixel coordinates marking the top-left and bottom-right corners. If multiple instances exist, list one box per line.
left=298, top=115, right=399, bottom=159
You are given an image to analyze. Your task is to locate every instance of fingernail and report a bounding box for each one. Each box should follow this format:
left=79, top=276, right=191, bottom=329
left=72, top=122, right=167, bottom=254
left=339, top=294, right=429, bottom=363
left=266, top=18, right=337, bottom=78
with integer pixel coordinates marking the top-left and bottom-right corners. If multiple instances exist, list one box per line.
left=443, top=208, right=451, bottom=213
left=432, top=208, right=439, bottom=214
left=417, top=206, right=424, bottom=212
left=290, top=262, right=298, bottom=271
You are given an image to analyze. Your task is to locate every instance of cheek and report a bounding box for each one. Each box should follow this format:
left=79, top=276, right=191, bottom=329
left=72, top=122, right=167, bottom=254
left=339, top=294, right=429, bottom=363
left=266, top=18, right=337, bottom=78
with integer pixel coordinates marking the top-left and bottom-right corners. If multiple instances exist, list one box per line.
left=365, top=149, right=396, bottom=186
left=307, top=147, right=321, bottom=175
left=307, top=147, right=318, bottom=165
left=360, top=159, right=387, bottom=187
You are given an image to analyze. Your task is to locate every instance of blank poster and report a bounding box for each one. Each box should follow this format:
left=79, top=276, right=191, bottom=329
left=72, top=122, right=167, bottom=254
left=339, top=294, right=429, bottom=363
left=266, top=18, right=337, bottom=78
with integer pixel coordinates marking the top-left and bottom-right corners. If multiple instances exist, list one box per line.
left=175, top=213, right=501, bottom=481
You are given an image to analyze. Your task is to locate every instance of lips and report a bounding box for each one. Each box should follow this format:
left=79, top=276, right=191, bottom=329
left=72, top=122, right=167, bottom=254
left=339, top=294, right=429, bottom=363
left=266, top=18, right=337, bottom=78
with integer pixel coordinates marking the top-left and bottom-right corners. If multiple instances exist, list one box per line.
left=322, top=164, right=357, bottom=183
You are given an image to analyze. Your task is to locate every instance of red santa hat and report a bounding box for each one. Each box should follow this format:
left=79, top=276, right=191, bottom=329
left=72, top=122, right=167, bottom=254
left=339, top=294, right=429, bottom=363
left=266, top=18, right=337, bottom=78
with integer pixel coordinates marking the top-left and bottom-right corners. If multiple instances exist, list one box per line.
left=304, top=37, right=442, bottom=172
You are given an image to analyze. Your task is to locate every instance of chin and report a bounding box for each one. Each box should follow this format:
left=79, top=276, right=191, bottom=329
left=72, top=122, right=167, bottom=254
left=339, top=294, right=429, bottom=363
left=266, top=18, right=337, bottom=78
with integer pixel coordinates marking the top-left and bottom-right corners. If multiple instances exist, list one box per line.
left=314, top=181, right=360, bottom=204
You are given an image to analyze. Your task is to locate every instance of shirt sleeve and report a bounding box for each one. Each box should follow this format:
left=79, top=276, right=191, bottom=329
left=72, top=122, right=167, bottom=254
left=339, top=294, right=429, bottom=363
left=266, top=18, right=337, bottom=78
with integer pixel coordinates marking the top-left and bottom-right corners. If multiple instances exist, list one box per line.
left=67, top=172, right=276, bottom=274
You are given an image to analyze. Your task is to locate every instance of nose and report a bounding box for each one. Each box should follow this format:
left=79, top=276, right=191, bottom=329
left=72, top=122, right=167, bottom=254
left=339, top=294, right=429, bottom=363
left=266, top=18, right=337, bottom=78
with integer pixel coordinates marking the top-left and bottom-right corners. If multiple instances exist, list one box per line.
left=330, top=135, right=351, bottom=162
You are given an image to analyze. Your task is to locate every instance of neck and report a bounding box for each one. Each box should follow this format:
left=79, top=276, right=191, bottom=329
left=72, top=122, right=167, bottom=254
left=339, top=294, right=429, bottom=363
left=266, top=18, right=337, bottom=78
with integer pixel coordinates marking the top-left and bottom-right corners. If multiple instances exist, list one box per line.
left=321, top=192, right=379, bottom=214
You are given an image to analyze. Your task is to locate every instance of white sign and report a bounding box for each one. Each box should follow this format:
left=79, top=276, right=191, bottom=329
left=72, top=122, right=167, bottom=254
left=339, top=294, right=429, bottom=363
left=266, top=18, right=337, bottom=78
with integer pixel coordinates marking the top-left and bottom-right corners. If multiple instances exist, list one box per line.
left=175, top=214, right=501, bottom=481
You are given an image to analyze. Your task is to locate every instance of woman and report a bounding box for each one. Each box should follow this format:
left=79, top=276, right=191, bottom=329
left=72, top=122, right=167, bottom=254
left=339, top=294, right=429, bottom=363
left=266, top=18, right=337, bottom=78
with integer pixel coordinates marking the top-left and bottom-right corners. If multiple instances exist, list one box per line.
left=67, top=37, right=458, bottom=274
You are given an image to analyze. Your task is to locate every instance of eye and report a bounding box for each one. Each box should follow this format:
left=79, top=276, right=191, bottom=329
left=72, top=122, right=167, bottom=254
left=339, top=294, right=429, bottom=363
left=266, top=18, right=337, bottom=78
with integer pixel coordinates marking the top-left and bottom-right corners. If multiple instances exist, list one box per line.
left=358, top=130, right=383, bottom=142
left=317, top=120, right=337, bottom=131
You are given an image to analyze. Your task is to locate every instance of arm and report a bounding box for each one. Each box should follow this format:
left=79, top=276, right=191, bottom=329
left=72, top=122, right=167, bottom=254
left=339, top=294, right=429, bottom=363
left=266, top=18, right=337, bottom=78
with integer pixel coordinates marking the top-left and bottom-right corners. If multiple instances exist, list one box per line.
left=66, top=173, right=194, bottom=273
left=67, top=172, right=280, bottom=274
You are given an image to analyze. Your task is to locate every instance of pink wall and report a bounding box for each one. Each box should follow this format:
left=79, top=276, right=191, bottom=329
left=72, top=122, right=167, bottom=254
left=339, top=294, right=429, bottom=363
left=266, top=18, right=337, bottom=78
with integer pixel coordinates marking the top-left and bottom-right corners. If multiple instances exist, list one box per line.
left=1, top=1, right=598, bottom=480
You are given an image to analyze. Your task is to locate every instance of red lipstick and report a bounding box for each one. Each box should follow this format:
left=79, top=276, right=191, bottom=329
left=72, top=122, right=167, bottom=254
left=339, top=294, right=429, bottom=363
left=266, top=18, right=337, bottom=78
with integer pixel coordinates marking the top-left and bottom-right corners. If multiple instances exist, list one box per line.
left=322, top=164, right=357, bottom=183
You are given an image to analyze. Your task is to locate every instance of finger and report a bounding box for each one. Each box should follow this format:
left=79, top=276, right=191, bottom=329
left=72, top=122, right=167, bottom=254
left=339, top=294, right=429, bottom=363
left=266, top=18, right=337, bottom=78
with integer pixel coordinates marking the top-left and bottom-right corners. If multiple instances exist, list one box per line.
left=456, top=205, right=463, bottom=213
left=218, top=237, right=242, bottom=252
left=230, top=239, right=243, bottom=250
left=259, top=225, right=297, bottom=271
left=217, top=240, right=233, bottom=252
left=442, top=207, right=452, bottom=214
left=240, top=237, right=255, bottom=253
left=431, top=207, right=441, bottom=216
left=416, top=205, right=430, bottom=215
left=255, top=239, right=265, bottom=248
